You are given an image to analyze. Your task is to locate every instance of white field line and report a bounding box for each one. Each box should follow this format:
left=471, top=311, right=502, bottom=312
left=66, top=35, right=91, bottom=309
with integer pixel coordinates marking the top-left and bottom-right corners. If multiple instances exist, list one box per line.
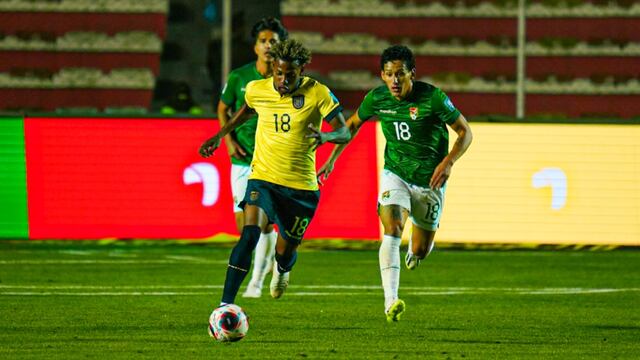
left=0, top=284, right=638, bottom=296
left=163, top=255, right=212, bottom=262
left=58, top=250, right=95, bottom=256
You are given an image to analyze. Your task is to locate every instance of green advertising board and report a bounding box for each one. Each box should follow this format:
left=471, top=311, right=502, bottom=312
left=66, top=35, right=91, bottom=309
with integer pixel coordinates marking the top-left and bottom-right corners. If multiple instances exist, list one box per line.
left=0, top=117, right=28, bottom=238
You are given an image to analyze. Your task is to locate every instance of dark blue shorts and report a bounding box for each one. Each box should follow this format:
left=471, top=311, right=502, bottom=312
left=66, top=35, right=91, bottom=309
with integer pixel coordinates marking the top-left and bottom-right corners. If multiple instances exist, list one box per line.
left=239, top=179, right=320, bottom=245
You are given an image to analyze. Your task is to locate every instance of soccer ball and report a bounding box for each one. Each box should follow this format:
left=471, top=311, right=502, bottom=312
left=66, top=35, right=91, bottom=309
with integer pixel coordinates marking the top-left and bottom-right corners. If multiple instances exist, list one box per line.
left=208, top=304, right=249, bottom=342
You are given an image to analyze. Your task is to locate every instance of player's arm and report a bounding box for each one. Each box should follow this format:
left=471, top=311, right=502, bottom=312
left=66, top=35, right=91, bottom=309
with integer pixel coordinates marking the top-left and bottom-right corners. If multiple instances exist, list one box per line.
left=316, top=112, right=365, bottom=184
left=306, top=84, right=351, bottom=151
left=200, top=104, right=255, bottom=158
left=217, top=100, right=247, bottom=160
left=429, top=114, right=473, bottom=189
left=306, top=111, right=351, bottom=151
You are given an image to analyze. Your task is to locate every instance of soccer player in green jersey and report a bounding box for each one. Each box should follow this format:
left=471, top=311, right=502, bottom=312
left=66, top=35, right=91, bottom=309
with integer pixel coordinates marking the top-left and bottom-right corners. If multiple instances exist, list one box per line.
left=200, top=40, right=350, bottom=315
left=217, top=18, right=288, bottom=298
left=318, top=45, right=473, bottom=322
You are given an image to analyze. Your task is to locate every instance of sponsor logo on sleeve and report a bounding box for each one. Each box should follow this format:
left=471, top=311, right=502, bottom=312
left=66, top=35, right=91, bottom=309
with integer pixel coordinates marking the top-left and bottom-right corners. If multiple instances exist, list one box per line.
left=444, top=97, right=456, bottom=112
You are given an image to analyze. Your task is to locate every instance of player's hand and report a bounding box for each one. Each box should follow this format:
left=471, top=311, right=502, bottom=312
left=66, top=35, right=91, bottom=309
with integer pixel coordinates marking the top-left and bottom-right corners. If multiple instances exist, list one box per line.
left=199, top=135, right=222, bottom=158
left=430, top=159, right=452, bottom=189
left=317, top=161, right=335, bottom=186
left=305, top=124, right=327, bottom=151
left=225, top=137, right=247, bottom=160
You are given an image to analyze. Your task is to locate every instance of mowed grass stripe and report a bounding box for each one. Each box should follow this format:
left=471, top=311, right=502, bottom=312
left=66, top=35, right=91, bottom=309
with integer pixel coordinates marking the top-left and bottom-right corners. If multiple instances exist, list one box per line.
left=1, top=284, right=638, bottom=296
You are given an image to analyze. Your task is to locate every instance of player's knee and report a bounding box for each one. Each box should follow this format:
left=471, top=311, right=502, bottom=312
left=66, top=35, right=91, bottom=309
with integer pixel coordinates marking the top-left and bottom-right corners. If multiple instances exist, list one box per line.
left=382, top=222, right=403, bottom=238
left=234, top=212, right=245, bottom=233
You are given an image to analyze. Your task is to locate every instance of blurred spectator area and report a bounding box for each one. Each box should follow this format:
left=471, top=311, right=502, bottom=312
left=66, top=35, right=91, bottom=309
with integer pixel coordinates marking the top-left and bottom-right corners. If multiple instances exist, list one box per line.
left=282, top=0, right=640, bottom=119
left=153, top=0, right=281, bottom=113
left=0, top=0, right=168, bottom=113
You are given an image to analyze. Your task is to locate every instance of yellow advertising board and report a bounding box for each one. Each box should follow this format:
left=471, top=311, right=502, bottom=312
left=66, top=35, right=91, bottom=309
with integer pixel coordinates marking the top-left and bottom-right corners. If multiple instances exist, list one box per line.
left=378, top=123, right=640, bottom=245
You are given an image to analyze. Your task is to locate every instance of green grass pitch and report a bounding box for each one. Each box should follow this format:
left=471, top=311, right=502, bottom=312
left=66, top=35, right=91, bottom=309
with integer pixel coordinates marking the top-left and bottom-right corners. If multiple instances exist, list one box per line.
left=0, top=241, right=638, bottom=359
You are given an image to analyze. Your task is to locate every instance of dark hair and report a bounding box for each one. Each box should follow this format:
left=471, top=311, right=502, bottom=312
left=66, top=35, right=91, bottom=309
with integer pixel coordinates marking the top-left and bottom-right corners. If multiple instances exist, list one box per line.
left=268, top=39, right=311, bottom=67
left=251, top=17, right=288, bottom=41
left=380, top=45, right=415, bottom=71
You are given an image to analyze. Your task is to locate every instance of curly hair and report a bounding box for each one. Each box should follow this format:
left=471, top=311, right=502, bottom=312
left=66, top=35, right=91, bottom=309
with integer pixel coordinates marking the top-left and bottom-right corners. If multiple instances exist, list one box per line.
left=380, top=45, right=415, bottom=70
left=268, top=39, right=312, bottom=67
left=251, top=17, right=288, bottom=41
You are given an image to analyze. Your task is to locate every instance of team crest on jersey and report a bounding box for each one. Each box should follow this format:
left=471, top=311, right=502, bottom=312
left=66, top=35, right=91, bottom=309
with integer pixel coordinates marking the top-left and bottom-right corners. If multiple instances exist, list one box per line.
left=382, top=191, right=391, bottom=200
left=292, top=95, right=305, bottom=109
left=250, top=191, right=259, bottom=201
left=409, top=107, right=418, bottom=120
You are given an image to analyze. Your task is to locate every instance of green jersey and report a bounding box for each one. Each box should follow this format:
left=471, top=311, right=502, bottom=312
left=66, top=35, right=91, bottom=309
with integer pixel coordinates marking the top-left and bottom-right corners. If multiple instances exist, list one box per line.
left=220, top=62, right=264, bottom=166
left=357, top=81, right=460, bottom=187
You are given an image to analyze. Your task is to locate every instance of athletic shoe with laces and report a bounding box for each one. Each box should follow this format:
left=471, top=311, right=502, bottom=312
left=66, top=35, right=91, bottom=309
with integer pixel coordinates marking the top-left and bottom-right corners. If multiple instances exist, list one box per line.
left=405, top=252, right=421, bottom=270
left=385, top=299, right=406, bottom=322
left=241, top=283, right=262, bottom=298
left=269, top=263, right=289, bottom=299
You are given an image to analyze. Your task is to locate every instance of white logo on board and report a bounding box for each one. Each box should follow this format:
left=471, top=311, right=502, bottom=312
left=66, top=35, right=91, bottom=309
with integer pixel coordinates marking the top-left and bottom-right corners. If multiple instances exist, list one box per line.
left=532, top=167, right=567, bottom=210
left=183, top=163, right=220, bottom=206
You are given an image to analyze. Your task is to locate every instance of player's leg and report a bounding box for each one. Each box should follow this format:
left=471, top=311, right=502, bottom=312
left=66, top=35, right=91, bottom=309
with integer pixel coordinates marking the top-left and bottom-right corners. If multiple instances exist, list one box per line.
left=260, top=224, right=277, bottom=276
left=234, top=212, right=244, bottom=232
left=269, top=234, right=298, bottom=299
left=231, top=165, right=277, bottom=298
left=269, top=184, right=320, bottom=299
left=405, top=226, right=436, bottom=270
left=230, top=164, right=250, bottom=233
left=405, top=184, right=445, bottom=270
left=377, top=170, right=411, bottom=321
left=243, top=223, right=277, bottom=298
left=221, top=204, right=269, bottom=305
left=379, top=204, right=409, bottom=322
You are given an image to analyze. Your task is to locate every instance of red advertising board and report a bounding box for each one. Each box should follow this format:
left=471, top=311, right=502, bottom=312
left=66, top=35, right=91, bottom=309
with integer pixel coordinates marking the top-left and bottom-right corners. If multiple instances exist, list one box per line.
left=24, top=117, right=379, bottom=240
left=310, top=121, right=379, bottom=239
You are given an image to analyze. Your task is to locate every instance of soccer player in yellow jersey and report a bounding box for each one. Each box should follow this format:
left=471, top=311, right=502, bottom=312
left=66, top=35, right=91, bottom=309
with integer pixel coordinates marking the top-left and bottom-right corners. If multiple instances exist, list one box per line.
left=217, top=17, right=288, bottom=299
left=200, top=40, right=350, bottom=312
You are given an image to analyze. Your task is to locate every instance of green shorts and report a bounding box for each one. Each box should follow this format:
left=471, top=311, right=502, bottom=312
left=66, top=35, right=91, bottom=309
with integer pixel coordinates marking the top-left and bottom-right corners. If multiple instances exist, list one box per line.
left=240, top=179, right=320, bottom=245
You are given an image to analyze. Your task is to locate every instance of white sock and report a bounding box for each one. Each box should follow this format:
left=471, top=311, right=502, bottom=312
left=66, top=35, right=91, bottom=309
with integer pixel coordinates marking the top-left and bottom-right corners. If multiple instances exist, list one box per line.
left=248, top=230, right=277, bottom=288
left=379, top=235, right=401, bottom=310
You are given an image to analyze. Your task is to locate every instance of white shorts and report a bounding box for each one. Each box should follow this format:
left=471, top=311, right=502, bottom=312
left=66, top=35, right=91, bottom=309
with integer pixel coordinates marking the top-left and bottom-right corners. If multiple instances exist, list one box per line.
left=230, top=164, right=251, bottom=212
left=378, top=169, right=446, bottom=231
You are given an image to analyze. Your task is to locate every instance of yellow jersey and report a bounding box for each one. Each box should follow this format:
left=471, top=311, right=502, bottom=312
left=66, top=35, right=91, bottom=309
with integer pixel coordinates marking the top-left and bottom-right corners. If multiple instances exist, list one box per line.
left=244, top=76, right=342, bottom=190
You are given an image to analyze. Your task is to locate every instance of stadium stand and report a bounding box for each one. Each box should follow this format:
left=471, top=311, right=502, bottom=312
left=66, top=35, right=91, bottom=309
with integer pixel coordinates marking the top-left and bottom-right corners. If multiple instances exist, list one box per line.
left=282, top=0, right=640, bottom=119
left=0, top=0, right=168, bottom=112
